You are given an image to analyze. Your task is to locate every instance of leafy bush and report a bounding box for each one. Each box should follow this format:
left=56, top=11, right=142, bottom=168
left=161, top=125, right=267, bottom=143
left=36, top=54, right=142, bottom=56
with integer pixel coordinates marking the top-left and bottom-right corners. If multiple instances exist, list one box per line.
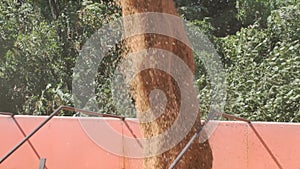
left=0, top=0, right=299, bottom=121
left=220, top=4, right=300, bottom=121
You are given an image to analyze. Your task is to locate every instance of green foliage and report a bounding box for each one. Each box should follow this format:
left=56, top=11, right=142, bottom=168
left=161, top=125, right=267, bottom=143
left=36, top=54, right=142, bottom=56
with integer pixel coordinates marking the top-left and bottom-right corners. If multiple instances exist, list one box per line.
left=0, top=0, right=120, bottom=115
left=23, top=83, right=73, bottom=115
left=236, top=0, right=271, bottom=27
left=0, top=0, right=299, bottom=122
left=176, top=0, right=240, bottom=36
left=178, top=0, right=300, bottom=122
left=220, top=4, right=300, bottom=121
left=0, top=1, right=48, bottom=112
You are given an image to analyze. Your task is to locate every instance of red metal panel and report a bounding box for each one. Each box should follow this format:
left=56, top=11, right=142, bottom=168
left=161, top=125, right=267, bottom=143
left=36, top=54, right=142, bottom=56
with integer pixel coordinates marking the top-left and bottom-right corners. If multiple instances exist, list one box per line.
left=0, top=116, right=124, bottom=169
left=209, top=122, right=248, bottom=169
left=247, top=122, right=300, bottom=169
left=1, top=116, right=300, bottom=169
left=0, top=116, right=39, bottom=169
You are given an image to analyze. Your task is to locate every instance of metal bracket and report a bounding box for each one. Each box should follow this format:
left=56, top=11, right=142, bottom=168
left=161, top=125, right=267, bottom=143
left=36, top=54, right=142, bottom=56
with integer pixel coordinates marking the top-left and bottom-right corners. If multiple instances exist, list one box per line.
left=38, top=158, right=46, bottom=169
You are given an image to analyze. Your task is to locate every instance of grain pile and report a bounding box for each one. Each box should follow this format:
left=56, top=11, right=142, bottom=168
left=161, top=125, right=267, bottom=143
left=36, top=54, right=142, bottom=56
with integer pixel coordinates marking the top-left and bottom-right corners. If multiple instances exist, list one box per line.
left=120, top=0, right=213, bottom=168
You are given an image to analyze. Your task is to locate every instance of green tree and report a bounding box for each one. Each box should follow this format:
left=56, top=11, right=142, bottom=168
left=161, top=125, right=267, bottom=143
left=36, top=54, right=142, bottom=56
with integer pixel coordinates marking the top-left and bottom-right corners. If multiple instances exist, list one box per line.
left=220, top=3, right=300, bottom=121
left=0, top=0, right=299, bottom=122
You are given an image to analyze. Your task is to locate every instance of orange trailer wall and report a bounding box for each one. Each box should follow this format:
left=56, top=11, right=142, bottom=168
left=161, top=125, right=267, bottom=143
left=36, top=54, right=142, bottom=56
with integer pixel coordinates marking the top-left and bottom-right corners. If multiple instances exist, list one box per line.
left=0, top=115, right=300, bottom=169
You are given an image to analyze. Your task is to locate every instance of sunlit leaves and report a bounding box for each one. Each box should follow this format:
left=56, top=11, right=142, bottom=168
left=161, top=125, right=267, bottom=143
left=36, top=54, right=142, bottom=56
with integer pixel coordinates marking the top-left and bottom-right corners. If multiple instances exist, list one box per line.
left=220, top=3, right=300, bottom=122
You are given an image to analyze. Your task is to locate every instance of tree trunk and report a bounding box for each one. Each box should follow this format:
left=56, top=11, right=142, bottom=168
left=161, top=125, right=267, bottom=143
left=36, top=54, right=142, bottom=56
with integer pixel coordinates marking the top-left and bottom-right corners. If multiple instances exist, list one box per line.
left=120, top=0, right=213, bottom=168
